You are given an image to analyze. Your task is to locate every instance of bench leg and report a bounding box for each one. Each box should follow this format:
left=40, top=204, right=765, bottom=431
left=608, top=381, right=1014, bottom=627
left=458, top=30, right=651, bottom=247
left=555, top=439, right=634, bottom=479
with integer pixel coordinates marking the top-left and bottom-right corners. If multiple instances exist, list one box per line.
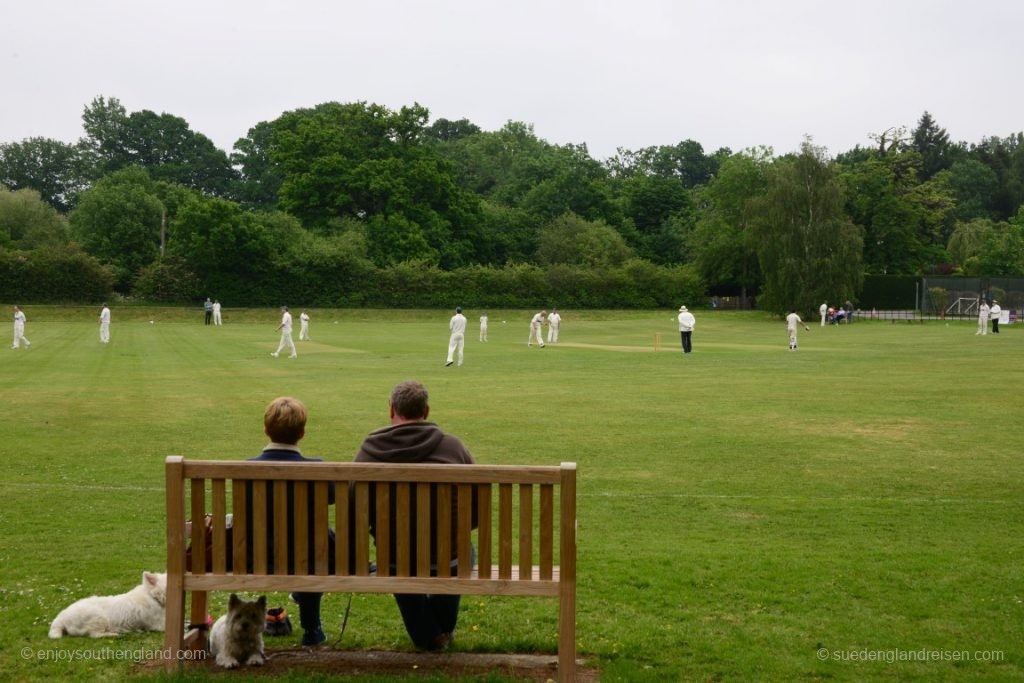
left=188, top=590, right=209, bottom=653
left=163, top=574, right=185, bottom=672
left=558, top=585, right=576, bottom=682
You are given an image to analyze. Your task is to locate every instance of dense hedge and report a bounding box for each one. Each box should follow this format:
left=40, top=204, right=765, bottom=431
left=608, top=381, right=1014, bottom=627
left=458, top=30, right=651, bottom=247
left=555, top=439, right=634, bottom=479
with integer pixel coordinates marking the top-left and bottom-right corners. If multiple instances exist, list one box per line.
left=5, top=247, right=704, bottom=309
left=858, top=275, right=919, bottom=309
left=0, top=246, right=114, bottom=303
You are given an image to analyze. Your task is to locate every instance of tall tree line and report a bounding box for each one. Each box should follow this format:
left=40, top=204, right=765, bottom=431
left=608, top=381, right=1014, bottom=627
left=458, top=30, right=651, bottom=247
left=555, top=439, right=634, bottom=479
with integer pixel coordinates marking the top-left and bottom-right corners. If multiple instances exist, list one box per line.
left=2, top=98, right=1023, bottom=313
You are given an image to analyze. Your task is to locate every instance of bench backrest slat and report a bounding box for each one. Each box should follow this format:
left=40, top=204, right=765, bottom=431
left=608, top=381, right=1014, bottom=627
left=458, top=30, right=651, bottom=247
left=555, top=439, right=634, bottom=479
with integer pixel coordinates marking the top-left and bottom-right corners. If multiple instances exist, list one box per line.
left=293, top=481, right=309, bottom=575
left=273, top=480, right=288, bottom=574
left=231, top=479, right=247, bottom=572
left=457, top=484, right=473, bottom=578
left=477, top=485, right=492, bottom=579
left=519, top=484, right=533, bottom=577
left=540, top=484, right=554, bottom=580
left=498, top=483, right=513, bottom=580
left=211, top=480, right=228, bottom=574
left=375, top=482, right=391, bottom=577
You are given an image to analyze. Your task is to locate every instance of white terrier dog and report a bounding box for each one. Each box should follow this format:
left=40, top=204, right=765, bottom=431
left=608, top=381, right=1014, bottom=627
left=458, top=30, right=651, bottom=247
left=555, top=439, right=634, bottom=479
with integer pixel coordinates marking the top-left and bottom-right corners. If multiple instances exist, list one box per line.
left=49, top=571, right=166, bottom=638
left=209, top=594, right=267, bottom=668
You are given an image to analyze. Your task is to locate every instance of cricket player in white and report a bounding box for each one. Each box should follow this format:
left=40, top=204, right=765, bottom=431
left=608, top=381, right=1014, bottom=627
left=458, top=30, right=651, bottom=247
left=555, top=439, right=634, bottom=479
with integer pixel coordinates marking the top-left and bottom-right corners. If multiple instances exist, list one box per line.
left=528, top=310, right=546, bottom=347
left=212, top=300, right=222, bottom=325
left=547, top=308, right=561, bottom=343
left=99, top=304, right=111, bottom=343
left=272, top=306, right=297, bottom=358
left=299, top=310, right=311, bottom=340
left=479, top=313, right=488, bottom=342
left=976, top=300, right=989, bottom=336
left=819, top=302, right=828, bottom=327
left=12, top=305, right=30, bottom=349
left=786, top=309, right=808, bottom=350
left=446, top=306, right=467, bottom=366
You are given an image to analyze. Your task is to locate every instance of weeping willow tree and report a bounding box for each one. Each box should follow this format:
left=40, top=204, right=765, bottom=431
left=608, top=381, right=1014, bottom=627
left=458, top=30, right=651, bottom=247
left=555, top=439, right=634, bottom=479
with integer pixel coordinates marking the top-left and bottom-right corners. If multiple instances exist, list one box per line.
left=752, top=140, right=863, bottom=315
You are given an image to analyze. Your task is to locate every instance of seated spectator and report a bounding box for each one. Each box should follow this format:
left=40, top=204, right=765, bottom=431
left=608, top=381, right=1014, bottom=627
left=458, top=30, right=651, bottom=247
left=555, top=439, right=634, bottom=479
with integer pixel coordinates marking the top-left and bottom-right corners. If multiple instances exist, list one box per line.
left=353, top=380, right=478, bottom=651
left=247, top=397, right=334, bottom=646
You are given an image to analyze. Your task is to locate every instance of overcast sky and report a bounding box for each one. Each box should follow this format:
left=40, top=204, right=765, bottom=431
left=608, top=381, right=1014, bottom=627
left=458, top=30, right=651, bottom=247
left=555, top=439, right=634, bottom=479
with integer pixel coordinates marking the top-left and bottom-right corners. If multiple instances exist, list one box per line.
left=3, top=0, right=1023, bottom=160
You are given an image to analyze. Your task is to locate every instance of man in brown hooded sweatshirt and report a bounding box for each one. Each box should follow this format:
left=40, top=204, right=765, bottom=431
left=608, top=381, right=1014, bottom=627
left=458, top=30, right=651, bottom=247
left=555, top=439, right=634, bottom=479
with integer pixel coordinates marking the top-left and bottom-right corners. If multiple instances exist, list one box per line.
left=353, top=380, right=476, bottom=651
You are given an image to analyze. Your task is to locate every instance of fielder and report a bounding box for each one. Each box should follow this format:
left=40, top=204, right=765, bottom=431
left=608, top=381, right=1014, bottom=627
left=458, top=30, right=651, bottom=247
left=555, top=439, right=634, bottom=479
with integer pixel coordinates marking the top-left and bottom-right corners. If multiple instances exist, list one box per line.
left=819, top=301, right=828, bottom=327
left=212, top=300, right=222, bottom=325
left=272, top=306, right=297, bottom=358
left=786, top=309, right=809, bottom=351
left=99, top=304, right=111, bottom=344
left=12, top=305, right=30, bottom=349
left=976, top=299, right=989, bottom=336
left=547, top=308, right=561, bottom=343
left=479, top=312, right=488, bottom=342
left=446, top=306, right=466, bottom=366
left=299, top=309, right=311, bottom=340
left=528, top=310, right=546, bottom=347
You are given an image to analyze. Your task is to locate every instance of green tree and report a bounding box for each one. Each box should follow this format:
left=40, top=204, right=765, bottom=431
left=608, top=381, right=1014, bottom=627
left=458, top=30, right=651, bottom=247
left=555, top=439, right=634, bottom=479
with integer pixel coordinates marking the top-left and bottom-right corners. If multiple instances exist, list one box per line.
left=0, top=137, right=91, bottom=211
left=840, top=148, right=954, bottom=274
left=425, top=117, right=481, bottom=142
left=943, top=158, right=1001, bottom=221
left=69, top=167, right=164, bottom=288
left=607, top=140, right=725, bottom=188
left=617, top=174, right=695, bottom=263
left=969, top=134, right=1024, bottom=220
left=80, top=96, right=237, bottom=195
left=947, top=218, right=995, bottom=268
left=688, top=150, right=771, bottom=305
left=534, top=212, right=633, bottom=268
left=752, top=140, right=863, bottom=315
left=0, top=187, right=70, bottom=249
left=267, top=101, right=482, bottom=267
left=231, top=120, right=284, bottom=209
left=912, top=111, right=961, bottom=179
left=965, top=216, right=1024, bottom=276
left=170, top=196, right=280, bottom=279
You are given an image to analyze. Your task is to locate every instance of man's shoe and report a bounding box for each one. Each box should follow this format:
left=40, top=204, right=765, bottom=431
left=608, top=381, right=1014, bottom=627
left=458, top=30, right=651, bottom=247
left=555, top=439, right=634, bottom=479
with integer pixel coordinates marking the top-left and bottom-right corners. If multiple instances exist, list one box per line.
left=445, top=361, right=454, bottom=366
left=301, top=627, right=327, bottom=646
left=428, top=632, right=452, bottom=651
left=271, top=352, right=279, bottom=357
left=289, top=354, right=297, bottom=358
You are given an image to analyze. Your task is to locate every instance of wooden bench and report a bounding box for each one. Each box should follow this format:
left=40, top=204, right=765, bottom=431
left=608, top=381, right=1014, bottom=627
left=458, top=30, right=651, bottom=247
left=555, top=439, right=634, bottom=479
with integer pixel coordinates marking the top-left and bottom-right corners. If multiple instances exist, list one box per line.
left=163, top=456, right=578, bottom=681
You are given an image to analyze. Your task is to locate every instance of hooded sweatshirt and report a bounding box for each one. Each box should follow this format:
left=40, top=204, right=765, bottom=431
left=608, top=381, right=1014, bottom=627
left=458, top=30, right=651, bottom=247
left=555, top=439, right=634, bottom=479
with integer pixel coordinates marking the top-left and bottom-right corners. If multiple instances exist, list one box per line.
left=355, top=422, right=474, bottom=465
left=354, top=421, right=476, bottom=571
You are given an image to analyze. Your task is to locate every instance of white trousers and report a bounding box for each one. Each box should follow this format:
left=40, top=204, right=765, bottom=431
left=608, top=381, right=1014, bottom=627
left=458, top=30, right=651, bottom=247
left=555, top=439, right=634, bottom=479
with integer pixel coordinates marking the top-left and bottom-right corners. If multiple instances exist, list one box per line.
left=213, top=311, right=222, bottom=325
left=479, top=324, right=487, bottom=341
left=528, top=323, right=544, bottom=346
left=977, top=317, right=987, bottom=335
left=788, top=328, right=798, bottom=349
left=447, top=333, right=464, bottom=365
left=99, top=322, right=110, bottom=343
left=820, top=313, right=826, bottom=327
left=299, top=322, right=309, bottom=340
left=275, top=331, right=297, bottom=357
left=13, top=324, right=29, bottom=348
left=547, top=323, right=559, bottom=343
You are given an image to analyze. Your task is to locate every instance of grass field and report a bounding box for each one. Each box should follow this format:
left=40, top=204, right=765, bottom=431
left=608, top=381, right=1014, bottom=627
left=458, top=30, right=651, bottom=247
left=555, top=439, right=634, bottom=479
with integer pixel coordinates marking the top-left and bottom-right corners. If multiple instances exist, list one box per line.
left=2, top=307, right=1022, bottom=681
